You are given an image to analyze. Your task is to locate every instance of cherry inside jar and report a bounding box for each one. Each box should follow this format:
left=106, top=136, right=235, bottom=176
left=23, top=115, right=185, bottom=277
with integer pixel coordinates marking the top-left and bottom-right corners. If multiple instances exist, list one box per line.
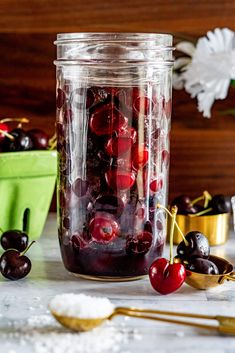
left=55, top=33, right=173, bottom=280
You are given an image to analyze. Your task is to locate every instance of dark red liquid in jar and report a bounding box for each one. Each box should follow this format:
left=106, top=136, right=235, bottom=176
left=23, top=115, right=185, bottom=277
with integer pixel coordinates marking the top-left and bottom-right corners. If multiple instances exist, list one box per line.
left=57, top=85, right=171, bottom=278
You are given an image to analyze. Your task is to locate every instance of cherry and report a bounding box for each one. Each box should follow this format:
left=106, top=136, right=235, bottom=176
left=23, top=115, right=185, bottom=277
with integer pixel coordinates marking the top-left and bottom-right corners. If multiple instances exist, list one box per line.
left=187, top=258, right=219, bottom=275
left=150, top=178, right=163, bottom=193
left=105, top=127, right=137, bottom=157
left=133, top=96, right=151, bottom=115
left=163, top=99, right=172, bottom=119
left=72, top=178, right=89, bottom=197
left=0, top=242, right=34, bottom=280
left=1, top=230, right=28, bottom=252
left=28, top=129, right=49, bottom=150
left=132, top=144, right=149, bottom=170
left=149, top=258, right=186, bottom=295
left=56, top=88, right=66, bottom=109
left=86, top=88, right=95, bottom=109
left=2, top=128, right=33, bottom=152
left=208, top=194, right=232, bottom=214
left=105, top=169, right=136, bottom=190
left=0, top=122, right=9, bottom=143
left=126, top=231, right=152, bottom=255
left=94, top=194, right=124, bottom=217
left=171, top=195, right=197, bottom=215
left=162, top=150, right=170, bottom=168
left=115, top=87, right=140, bottom=115
left=177, top=231, right=210, bottom=260
left=89, top=103, right=127, bottom=136
left=89, top=213, right=120, bottom=243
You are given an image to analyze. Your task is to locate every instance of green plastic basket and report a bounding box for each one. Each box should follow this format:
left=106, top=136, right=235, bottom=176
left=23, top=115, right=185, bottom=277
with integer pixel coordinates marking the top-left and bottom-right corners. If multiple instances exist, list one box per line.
left=0, top=150, right=57, bottom=240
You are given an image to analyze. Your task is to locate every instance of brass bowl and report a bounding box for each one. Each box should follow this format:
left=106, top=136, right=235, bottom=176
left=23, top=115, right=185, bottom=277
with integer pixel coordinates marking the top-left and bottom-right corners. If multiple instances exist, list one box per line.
left=167, top=213, right=230, bottom=246
left=185, top=255, right=235, bottom=290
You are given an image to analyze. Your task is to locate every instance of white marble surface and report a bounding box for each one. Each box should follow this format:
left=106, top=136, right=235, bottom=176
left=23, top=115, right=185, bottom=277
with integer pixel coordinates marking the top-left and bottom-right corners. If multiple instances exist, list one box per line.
left=1, top=214, right=235, bottom=353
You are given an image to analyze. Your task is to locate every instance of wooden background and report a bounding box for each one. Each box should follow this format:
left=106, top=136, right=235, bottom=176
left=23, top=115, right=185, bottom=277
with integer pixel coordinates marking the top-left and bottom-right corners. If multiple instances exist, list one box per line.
left=1, top=0, right=235, bottom=208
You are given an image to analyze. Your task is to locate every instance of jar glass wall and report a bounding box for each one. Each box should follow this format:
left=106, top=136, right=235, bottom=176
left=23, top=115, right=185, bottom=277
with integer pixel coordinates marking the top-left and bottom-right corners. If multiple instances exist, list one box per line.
left=55, top=33, right=174, bottom=280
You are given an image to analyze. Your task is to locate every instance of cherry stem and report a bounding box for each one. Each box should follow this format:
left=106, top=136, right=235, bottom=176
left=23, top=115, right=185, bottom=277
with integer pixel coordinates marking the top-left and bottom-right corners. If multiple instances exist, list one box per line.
left=49, top=133, right=57, bottom=145
left=203, top=190, right=212, bottom=208
left=189, top=207, right=213, bottom=218
left=20, top=241, right=36, bottom=256
left=0, top=117, right=29, bottom=124
left=169, top=205, right=177, bottom=265
left=191, top=190, right=212, bottom=206
left=0, top=129, right=14, bottom=140
left=49, top=140, right=57, bottom=150
left=156, top=204, right=189, bottom=246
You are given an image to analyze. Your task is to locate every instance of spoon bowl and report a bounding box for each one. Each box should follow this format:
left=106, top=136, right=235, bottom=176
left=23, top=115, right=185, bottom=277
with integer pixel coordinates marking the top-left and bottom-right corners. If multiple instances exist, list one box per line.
left=51, top=310, right=109, bottom=331
left=185, top=255, right=235, bottom=290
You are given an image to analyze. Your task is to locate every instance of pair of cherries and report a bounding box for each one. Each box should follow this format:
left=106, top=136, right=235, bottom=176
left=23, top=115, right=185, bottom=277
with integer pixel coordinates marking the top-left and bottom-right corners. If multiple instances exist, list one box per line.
left=148, top=203, right=221, bottom=295
left=0, top=118, right=50, bottom=152
left=172, top=192, right=231, bottom=216
left=0, top=230, right=33, bottom=280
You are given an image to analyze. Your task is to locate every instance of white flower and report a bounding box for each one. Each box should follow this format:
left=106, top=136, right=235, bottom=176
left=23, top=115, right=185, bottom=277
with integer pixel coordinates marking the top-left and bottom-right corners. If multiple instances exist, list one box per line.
left=174, top=28, right=235, bottom=118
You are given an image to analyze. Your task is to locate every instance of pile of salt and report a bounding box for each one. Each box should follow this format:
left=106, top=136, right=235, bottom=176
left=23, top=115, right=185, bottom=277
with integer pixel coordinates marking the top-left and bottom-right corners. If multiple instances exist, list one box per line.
left=49, top=293, right=114, bottom=319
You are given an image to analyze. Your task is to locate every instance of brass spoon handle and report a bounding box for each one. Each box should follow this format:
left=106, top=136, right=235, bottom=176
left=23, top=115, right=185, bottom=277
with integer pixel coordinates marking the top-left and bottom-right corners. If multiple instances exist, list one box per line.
left=112, top=308, right=218, bottom=333
left=225, top=272, right=235, bottom=282
left=220, top=272, right=235, bottom=284
left=115, top=307, right=216, bottom=320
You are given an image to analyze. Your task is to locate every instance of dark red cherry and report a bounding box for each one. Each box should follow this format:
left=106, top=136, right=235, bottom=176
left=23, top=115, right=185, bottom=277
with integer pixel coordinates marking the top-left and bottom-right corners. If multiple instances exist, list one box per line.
left=94, top=194, right=124, bottom=217
left=144, top=220, right=153, bottom=233
left=105, top=169, right=136, bottom=190
left=187, top=258, right=219, bottom=275
left=150, top=178, right=163, bottom=193
left=90, top=103, right=127, bottom=136
left=3, top=128, right=33, bottom=152
left=0, top=249, right=31, bottom=280
left=89, top=213, right=120, bottom=243
left=133, top=96, right=151, bottom=115
left=105, top=127, right=137, bottom=157
left=72, top=178, right=89, bottom=197
left=132, top=144, right=149, bottom=170
left=177, top=231, right=210, bottom=260
left=208, top=194, right=232, bottom=214
left=56, top=88, right=66, bottom=109
left=1, top=230, right=28, bottom=252
left=171, top=195, right=197, bottom=215
left=28, top=129, right=49, bottom=150
left=86, top=88, right=95, bottom=109
left=126, top=231, right=152, bottom=255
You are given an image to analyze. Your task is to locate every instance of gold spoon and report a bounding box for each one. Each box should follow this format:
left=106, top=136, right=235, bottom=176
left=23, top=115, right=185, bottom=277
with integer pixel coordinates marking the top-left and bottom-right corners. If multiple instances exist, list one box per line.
left=50, top=305, right=235, bottom=335
left=174, top=255, right=235, bottom=290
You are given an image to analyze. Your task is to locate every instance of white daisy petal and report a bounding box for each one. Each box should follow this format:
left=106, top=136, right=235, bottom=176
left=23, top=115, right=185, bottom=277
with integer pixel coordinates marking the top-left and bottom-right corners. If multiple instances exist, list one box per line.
left=172, top=73, right=185, bottom=90
left=180, top=27, right=235, bottom=117
left=176, top=41, right=195, bottom=56
left=174, top=57, right=191, bottom=70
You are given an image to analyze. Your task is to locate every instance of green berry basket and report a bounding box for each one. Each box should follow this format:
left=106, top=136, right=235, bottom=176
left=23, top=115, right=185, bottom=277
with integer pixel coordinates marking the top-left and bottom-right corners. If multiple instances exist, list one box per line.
left=0, top=150, right=57, bottom=240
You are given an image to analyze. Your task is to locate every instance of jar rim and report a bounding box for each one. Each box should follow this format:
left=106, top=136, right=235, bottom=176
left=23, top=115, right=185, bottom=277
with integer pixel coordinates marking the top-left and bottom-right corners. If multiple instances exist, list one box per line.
left=55, top=32, right=173, bottom=46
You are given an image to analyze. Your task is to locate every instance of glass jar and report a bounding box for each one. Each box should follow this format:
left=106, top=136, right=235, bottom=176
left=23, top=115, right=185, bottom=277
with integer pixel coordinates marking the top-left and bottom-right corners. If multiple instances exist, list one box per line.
left=54, top=33, right=174, bottom=280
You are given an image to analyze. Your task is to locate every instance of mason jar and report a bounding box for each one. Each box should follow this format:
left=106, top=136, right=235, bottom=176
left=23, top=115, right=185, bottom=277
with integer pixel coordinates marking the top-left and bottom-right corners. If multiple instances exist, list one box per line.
left=54, top=33, right=173, bottom=280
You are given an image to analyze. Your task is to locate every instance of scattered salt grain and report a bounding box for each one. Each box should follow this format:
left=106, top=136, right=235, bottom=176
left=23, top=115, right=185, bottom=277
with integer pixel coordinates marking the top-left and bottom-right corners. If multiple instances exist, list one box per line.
left=49, top=293, right=114, bottom=319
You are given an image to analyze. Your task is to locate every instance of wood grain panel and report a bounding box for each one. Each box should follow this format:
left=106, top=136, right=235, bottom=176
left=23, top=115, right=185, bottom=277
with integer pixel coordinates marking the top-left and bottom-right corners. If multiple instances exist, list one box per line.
left=0, top=0, right=234, bottom=34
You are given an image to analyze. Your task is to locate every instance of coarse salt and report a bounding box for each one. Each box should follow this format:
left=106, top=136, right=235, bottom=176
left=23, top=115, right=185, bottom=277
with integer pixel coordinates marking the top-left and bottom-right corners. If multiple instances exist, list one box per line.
left=49, top=293, right=114, bottom=319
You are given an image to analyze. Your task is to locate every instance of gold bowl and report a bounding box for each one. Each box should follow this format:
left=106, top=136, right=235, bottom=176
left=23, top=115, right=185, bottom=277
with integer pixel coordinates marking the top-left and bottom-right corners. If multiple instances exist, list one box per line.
left=185, top=255, right=235, bottom=290
left=167, top=213, right=230, bottom=246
